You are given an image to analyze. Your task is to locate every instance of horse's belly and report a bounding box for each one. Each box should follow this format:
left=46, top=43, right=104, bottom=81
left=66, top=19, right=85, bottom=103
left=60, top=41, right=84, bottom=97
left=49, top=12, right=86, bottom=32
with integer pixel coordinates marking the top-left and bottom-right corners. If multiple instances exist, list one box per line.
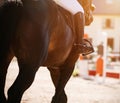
left=43, top=34, right=74, bottom=67
left=43, top=20, right=74, bottom=67
left=43, top=46, right=72, bottom=67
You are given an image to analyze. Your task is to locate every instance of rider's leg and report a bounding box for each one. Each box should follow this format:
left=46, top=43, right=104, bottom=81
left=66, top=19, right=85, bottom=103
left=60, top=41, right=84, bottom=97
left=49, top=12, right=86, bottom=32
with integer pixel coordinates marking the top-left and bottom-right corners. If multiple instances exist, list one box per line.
left=54, top=0, right=94, bottom=55
left=74, top=12, right=94, bottom=55
left=74, top=12, right=84, bottom=46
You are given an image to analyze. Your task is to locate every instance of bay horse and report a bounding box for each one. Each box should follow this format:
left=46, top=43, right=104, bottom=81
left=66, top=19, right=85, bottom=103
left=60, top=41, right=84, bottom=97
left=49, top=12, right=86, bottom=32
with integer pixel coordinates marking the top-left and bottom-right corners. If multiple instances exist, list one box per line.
left=0, top=0, right=94, bottom=103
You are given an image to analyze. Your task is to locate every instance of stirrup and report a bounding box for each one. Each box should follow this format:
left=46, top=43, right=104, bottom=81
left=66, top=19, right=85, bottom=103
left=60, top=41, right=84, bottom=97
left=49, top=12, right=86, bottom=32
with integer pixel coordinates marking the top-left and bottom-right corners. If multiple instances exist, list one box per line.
left=82, top=47, right=94, bottom=56
left=74, top=39, right=94, bottom=56
left=82, top=39, right=94, bottom=56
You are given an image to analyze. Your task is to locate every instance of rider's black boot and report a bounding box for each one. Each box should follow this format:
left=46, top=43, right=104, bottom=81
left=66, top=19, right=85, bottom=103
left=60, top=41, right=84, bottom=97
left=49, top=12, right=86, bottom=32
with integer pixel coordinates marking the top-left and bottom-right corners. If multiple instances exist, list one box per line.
left=74, top=12, right=94, bottom=56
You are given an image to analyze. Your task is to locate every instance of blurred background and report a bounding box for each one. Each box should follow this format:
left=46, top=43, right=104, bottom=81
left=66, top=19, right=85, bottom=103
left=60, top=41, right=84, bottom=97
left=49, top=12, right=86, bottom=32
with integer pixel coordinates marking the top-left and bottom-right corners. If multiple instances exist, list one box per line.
left=76, top=0, right=120, bottom=79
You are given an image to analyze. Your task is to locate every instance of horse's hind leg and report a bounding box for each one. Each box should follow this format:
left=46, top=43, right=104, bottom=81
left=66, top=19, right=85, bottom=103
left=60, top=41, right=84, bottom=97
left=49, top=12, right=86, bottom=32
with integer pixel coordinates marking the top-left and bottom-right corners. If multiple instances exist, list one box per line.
left=7, top=60, right=39, bottom=103
left=48, top=67, right=67, bottom=103
left=48, top=64, right=75, bottom=103
left=0, top=52, right=13, bottom=103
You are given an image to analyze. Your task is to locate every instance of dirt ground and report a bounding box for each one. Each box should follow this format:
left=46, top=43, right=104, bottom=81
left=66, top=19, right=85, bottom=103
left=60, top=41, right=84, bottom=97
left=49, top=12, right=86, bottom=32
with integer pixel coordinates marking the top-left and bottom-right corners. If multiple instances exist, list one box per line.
left=5, top=59, right=120, bottom=103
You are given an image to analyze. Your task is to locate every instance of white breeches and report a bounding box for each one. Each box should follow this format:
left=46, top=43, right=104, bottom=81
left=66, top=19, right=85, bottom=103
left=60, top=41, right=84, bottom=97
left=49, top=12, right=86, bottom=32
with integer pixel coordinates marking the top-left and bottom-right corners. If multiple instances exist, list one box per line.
left=53, top=0, right=84, bottom=15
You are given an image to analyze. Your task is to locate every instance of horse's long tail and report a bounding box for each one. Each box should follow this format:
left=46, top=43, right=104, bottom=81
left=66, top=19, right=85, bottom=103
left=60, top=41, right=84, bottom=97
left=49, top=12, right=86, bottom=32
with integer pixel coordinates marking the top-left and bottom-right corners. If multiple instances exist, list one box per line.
left=0, top=1, right=22, bottom=54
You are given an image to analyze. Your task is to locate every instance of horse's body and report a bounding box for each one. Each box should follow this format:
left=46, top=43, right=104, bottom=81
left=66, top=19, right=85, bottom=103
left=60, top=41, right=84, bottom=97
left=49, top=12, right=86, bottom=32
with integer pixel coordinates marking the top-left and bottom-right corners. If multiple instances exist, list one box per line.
left=0, top=0, right=94, bottom=103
